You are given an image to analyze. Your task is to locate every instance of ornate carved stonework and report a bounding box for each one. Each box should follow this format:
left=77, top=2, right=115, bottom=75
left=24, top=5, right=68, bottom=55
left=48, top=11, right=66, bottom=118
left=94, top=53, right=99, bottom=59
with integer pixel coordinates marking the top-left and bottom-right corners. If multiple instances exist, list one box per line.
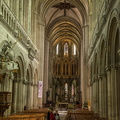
left=28, top=48, right=37, bottom=60
left=0, top=92, right=12, bottom=117
left=0, top=41, right=18, bottom=74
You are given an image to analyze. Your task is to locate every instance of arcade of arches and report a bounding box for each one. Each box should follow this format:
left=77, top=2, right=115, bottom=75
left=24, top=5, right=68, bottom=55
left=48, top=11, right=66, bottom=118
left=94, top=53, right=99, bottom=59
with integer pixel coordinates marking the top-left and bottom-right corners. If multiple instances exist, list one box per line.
left=0, top=0, right=120, bottom=120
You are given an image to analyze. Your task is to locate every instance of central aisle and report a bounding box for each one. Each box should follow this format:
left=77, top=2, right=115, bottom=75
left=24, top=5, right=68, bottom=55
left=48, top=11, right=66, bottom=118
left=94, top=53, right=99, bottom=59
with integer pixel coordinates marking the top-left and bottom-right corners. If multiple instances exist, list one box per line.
left=58, top=111, right=67, bottom=120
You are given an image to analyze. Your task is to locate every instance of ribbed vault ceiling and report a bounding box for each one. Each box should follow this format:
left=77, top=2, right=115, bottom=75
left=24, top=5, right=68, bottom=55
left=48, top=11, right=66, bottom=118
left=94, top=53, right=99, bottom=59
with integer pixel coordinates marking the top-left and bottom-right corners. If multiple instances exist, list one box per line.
left=39, top=0, right=88, bottom=49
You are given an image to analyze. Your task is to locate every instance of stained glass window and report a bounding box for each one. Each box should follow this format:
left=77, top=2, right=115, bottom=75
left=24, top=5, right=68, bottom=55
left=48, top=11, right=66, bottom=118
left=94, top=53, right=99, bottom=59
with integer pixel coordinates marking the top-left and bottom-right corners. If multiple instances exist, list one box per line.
left=73, top=44, right=76, bottom=55
left=64, top=42, right=68, bottom=56
left=56, top=44, right=59, bottom=55
left=65, top=83, right=68, bottom=97
left=72, top=84, right=74, bottom=96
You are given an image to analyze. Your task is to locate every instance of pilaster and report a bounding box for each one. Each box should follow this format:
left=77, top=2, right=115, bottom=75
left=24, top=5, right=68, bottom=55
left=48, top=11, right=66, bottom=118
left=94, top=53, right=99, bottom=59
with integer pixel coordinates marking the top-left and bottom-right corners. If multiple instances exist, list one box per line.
left=105, top=65, right=112, bottom=120
left=98, top=74, right=102, bottom=117
left=11, top=78, right=19, bottom=114
left=38, top=21, right=45, bottom=107
left=17, top=78, right=23, bottom=112
left=19, top=0, right=23, bottom=25
left=27, top=81, right=32, bottom=110
left=111, top=64, right=118, bottom=120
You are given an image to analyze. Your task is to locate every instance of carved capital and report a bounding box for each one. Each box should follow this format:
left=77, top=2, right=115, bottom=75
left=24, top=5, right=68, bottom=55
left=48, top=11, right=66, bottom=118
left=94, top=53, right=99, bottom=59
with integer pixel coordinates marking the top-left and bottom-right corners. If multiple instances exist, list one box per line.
left=105, top=65, right=111, bottom=72
left=31, top=82, right=34, bottom=86
left=23, top=79, right=28, bottom=84
left=97, top=74, right=102, bottom=80
left=111, top=64, right=118, bottom=70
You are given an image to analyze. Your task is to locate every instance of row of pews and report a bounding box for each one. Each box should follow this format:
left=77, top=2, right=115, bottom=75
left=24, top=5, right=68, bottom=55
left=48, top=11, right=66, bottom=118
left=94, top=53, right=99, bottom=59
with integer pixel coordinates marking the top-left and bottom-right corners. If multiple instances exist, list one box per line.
left=65, top=110, right=107, bottom=120
left=0, top=108, right=48, bottom=120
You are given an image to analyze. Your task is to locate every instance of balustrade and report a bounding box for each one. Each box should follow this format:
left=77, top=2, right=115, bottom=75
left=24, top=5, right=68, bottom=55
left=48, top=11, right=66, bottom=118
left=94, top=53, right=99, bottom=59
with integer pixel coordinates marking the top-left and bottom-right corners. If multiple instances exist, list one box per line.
left=0, top=0, right=37, bottom=53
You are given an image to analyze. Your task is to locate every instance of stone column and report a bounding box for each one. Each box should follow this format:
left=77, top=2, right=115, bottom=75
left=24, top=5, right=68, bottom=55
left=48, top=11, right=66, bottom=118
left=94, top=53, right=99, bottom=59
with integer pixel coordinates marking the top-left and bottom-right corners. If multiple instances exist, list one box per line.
left=11, top=78, right=18, bottom=114
left=33, top=84, right=38, bottom=108
left=27, top=82, right=32, bottom=110
left=91, top=80, right=94, bottom=111
left=106, top=66, right=112, bottom=120
left=96, top=78, right=99, bottom=114
left=31, top=82, right=34, bottom=109
left=27, top=0, right=31, bottom=35
left=43, top=40, right=49, bottom=104
left=32, top=12, right=37, bottom=44
left=117, top=66, right=120, bottom=120
left=22, top=80, right=25, bottom=111
left=111, top=65, right=116, bottom=120
left=38, top=21, right=45, bottom=107
left=101, top=75, right=104, bottom=118
left=23, top=78, right=28, bottom=110
left=111, top=65, right=118, bottom=120
left=81, top=25, right=89, bottom=102
left=102, top=73, right=107, bottom=118
left=16, top=0, right=19, bottom=19
left=98, top=75, right=102, bottom=117
left=19, top=0, right=23, bottom=25
left=17, top=78, right=23, bottom=112
left=49, top=87, right=52, bottom=102
left=94, top=77, right=98, bottom=113
left=91, top=81, right=94, bottom=111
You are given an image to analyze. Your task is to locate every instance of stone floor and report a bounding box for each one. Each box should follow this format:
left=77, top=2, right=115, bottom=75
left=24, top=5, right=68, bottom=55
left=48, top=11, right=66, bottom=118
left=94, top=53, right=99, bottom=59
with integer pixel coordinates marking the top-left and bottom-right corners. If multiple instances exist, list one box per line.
left=58, top=110, right=67, bottom=120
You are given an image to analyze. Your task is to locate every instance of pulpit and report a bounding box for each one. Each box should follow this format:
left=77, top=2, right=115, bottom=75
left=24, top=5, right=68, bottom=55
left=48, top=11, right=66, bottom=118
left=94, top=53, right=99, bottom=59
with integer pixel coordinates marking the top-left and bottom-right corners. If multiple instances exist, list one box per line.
left=0, top=92, right=12, bottom=117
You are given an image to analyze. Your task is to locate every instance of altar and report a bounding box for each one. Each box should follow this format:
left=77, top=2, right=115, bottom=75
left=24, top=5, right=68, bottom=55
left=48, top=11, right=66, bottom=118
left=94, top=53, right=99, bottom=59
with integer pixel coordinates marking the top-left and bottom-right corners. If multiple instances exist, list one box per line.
left=58, top=102, right=68, bottom=109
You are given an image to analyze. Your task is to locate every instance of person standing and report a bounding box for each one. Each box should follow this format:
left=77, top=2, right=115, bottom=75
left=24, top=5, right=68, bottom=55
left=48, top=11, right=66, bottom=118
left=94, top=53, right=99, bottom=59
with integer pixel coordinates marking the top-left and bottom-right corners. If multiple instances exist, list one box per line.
left=54, top=110, right=60, bottom=120
left=47, top=109, right=51, bottom=120
left=50, top=110, right=55, bottom=120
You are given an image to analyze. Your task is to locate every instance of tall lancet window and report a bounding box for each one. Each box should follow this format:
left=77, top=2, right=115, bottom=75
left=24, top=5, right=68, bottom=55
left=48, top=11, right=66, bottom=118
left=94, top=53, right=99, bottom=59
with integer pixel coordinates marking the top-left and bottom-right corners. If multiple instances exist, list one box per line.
left=73, top=44, right=76, bottom=55
left=72, top=84, right=75, bottom=96
left=65, top=83, right=68, bottom=97
left=64, top=42, right=68, bottom=56
left=56, top=44, right=59, bottom=55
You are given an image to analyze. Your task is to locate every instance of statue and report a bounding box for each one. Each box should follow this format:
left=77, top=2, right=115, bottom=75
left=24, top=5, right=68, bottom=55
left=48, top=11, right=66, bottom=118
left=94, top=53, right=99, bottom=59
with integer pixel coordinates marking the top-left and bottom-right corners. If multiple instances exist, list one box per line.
left=0, top=41, right=15, bottom=61
left=0, top=41, right=18, bottom=74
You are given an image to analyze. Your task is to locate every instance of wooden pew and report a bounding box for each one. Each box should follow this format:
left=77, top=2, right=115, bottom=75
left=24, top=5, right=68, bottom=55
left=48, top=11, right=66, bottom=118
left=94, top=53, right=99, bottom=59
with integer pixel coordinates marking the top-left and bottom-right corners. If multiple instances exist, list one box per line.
left=65, top=110, right=104, bottom=120
left=0, top=108, right=48, bottom=120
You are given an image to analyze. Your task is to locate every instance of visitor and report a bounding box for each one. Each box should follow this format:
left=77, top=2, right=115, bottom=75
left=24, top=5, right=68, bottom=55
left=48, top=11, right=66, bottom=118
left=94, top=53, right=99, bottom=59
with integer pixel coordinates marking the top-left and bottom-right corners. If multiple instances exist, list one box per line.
left=54, top=110, right=60, bottom=120
left=24, top=105, right=27, bottom=110
left=47, top=109, right=51, bottom=120
left=50, top=110, right=55, bottom=120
